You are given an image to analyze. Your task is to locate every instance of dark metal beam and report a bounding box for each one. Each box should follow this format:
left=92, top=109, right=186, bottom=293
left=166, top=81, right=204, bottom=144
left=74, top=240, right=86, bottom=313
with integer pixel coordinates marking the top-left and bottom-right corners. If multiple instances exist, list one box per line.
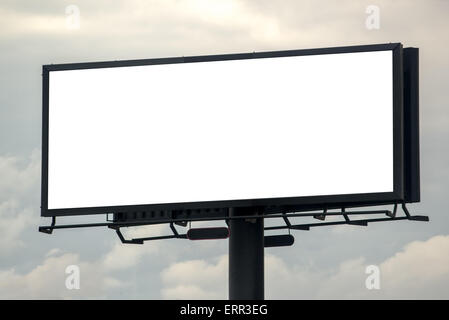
left=229, top=207, right=264, bottom=300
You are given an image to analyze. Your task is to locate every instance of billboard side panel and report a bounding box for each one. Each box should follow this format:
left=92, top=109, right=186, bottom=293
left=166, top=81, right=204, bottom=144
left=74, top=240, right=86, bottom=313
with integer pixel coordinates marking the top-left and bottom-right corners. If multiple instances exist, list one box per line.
left=41, top=66, right=49, bottom=216
left=403, top=47, right=420, bottom=202
left=392, top=43, right=404, bottom=200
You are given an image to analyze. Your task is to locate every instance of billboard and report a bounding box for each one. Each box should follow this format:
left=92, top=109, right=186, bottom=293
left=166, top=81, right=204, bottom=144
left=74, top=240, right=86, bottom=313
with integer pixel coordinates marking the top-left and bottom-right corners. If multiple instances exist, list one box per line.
left=41, top=43, right=410, bottom=217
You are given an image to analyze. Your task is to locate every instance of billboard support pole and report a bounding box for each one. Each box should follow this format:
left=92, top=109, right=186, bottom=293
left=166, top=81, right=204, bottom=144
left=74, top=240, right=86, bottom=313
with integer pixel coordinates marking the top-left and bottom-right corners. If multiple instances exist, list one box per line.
left=229, top=207, right=264, bottom=300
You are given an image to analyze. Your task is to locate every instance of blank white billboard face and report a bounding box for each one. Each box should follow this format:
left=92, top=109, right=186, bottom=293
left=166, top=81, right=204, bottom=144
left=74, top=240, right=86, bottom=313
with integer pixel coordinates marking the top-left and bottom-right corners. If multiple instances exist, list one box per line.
left=47, top=50, right=393, bottom=210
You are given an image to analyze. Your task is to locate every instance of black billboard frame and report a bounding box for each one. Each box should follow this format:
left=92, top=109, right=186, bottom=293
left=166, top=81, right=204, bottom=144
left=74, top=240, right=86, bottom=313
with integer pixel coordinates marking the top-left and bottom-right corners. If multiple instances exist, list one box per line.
left=41, top=42, right=406, bottom=218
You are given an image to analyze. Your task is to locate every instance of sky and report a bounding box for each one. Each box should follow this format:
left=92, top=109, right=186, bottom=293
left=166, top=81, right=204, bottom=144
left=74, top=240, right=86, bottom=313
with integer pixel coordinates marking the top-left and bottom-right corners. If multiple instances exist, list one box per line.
left=1, top=0, right=449, bottom=299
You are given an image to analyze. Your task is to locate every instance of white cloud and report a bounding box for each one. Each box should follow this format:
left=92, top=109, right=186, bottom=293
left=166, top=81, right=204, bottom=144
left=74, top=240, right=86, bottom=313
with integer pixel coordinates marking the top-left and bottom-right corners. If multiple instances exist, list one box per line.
left=0, top=149, right=40, bottom=202
left=159, top=235, right=449, bottom=299
left=0, top=251, right=114, bottom=299
left=0, top=150, right=40, bottom=254
left=103, top=241, right=158, bottom=271
left=0, top=200, right=36, bottom=253
left=0, top=241, right=153, bottom=299
left=273, top=235, right=449, bottom=299
left=102, top=225, right=167, bottom=271
left=4, top=0, right=446, bottom=56
left=161, top=255, right=228, bottom=299
left=379, top=235, right=449, bottom=298
left=162, top=284, right=223, bottom=300
left=45, top=248, right=63, bottom=257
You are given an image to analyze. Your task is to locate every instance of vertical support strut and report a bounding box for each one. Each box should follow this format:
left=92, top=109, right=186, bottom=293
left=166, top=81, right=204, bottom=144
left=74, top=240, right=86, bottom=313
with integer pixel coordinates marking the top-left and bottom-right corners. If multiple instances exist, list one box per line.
left=228, top=207, right=264, bottom=300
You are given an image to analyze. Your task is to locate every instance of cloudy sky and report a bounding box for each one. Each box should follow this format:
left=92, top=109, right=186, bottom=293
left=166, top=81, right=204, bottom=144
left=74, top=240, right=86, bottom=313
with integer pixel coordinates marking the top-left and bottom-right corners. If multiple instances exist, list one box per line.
left=1, top=0, right=449, bottom=299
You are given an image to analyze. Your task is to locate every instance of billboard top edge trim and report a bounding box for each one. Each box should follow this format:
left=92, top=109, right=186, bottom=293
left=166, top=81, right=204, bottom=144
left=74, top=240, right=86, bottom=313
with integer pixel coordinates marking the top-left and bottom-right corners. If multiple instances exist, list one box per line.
left=42, top=42, right=401, bottom=72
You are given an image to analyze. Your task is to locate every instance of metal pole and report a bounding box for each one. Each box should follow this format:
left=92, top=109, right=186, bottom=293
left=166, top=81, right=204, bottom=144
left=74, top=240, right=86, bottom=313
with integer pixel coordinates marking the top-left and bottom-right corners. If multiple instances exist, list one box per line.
left=229, top=207, right=264, bottom=300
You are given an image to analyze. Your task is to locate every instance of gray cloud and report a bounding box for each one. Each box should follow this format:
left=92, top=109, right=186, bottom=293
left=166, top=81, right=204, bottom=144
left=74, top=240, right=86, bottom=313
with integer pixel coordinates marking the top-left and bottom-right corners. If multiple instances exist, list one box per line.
left=0, top=0, right=448, bottom=299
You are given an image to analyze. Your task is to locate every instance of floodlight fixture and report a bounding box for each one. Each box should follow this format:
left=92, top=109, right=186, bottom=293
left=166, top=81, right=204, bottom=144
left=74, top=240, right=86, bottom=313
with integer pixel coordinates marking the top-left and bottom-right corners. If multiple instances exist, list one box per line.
left=264, top=234, right=295, bottom=248
left=187, top=227, right=230, bottom=240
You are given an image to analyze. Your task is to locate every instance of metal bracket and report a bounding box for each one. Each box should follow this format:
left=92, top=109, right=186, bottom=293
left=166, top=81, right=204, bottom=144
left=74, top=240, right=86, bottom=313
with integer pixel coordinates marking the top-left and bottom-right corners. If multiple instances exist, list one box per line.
left=39, top=202, right=429, bottom=242
left=110, top=222, right=187, bottom=245
left=38, top=216, right=56, bottom=234
left=402, top=202, right=428, bottom=221
left=386, top=203, right=398, bottom=218
left=264, top=202, right=429, bottom=232
left=313, top=208, right=327, bottom=221
left=108, top=225, right=144, bottom=244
